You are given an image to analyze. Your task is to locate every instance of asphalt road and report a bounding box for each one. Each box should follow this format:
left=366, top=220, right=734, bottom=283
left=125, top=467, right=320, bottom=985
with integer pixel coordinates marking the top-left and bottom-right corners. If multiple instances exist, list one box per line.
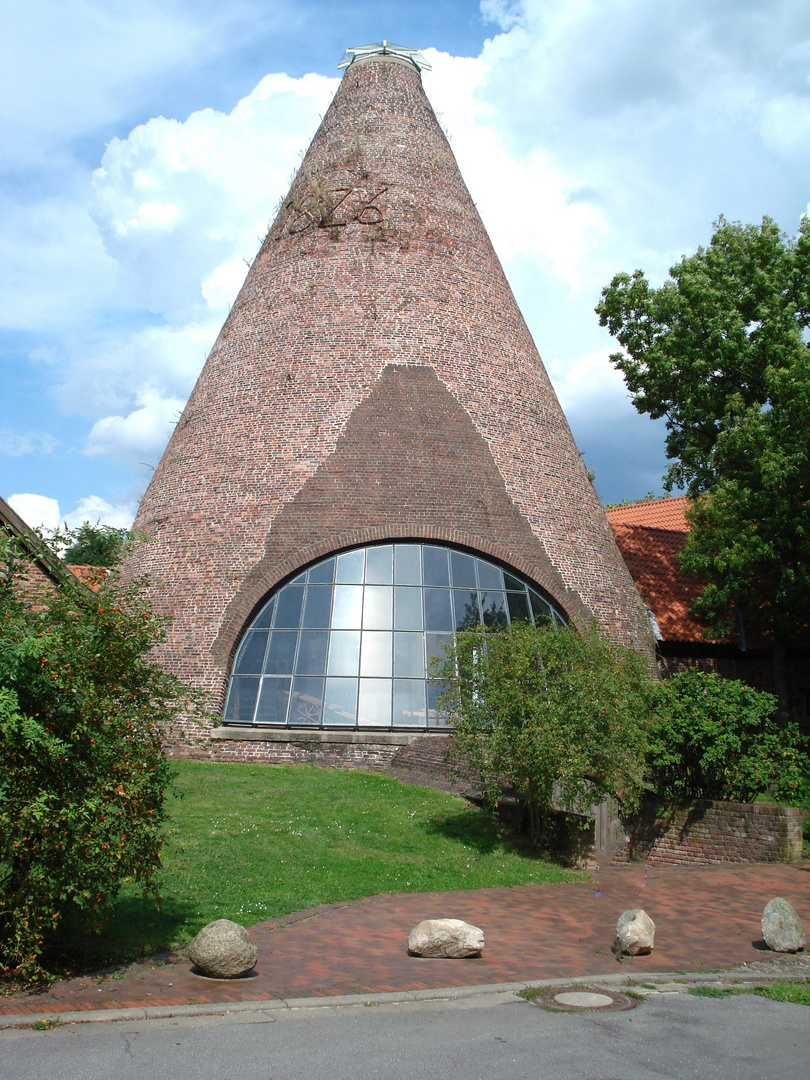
left=2, top=990, right=808, bottom=1080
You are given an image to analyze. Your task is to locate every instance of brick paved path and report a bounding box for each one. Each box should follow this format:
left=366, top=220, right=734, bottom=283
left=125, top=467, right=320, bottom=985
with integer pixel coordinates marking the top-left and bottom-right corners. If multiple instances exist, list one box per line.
left=2, top=862, right=807, bottom=1015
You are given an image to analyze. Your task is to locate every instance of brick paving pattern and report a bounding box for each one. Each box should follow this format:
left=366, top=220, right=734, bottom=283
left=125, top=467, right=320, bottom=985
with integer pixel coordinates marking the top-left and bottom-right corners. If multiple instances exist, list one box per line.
left=3, top=862, right=807, bottom=1015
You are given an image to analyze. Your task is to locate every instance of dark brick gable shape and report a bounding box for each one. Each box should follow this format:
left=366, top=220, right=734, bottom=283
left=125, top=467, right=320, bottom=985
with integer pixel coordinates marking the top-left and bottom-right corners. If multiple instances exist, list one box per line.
left=213, top=364, right=587, bottom=670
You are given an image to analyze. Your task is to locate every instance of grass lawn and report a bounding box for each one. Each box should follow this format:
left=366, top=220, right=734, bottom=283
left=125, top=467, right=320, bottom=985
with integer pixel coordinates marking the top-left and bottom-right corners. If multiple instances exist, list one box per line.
left=690, top=981, right=810, bottom=1006
left=64, top=760, right=580, bottom=969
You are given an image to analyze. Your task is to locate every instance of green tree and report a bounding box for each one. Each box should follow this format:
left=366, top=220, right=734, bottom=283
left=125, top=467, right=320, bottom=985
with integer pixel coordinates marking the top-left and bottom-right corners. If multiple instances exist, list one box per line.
left=434, top=622, right=653, bottom=843
left=646, top=670, right=807, bottom=804
left=62, top=522, right=131, bottom=567
left=0, top=530, right=204, bottom=983
left=596, top=216, right=810, bottom=716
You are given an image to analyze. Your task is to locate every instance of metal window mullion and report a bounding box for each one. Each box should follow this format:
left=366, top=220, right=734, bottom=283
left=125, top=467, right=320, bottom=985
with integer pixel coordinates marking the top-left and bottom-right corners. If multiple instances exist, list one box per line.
left=252, top=626, right=275, bottom=725
left=285, top=586, right=306, bottom=726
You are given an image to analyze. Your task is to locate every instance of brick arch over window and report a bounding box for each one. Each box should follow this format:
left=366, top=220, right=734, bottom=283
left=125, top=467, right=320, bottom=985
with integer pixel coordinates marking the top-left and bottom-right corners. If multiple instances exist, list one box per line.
left=213, top=364, right=592, bottom=680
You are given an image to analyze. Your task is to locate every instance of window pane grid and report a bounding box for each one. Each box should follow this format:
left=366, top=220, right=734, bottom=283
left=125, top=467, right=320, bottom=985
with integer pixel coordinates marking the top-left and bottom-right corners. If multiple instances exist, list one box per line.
left=225, top=544, right=565, bottom=730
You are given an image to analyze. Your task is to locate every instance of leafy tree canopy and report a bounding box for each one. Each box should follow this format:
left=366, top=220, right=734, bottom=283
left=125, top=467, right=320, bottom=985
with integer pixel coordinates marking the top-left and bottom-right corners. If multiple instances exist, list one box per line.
left=646, top=670, right=807, bottom=804
left=0, top=530, right=205, bottom=983
left=62, top=522, right=132, bottom=567
left=435, top=621, right=654, bottom=844
left=596, top=217, right=810, bottom=681
left=596, top=215, right=810, bottom=496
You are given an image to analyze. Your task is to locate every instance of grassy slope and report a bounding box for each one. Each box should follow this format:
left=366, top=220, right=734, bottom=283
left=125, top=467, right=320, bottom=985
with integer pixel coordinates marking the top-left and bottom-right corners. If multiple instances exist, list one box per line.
left=82, top=760, right=578, bottom=965
left=691, top=982, right=810, bottom=1006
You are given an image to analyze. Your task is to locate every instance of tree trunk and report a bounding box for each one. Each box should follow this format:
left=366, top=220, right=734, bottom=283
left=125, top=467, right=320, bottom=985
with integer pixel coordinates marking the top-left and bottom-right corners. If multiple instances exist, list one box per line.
left=772, top=640, right=790, bottom=727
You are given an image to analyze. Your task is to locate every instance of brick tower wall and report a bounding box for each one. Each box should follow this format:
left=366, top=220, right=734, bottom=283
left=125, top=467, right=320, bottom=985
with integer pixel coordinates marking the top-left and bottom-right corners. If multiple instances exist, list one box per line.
left=125, top=54, right=655, bottom=732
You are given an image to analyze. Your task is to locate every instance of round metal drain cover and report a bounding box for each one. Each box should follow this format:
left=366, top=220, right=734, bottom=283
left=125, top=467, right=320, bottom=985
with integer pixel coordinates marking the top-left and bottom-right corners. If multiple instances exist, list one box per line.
left=554, top=991, right=614, bottom=1008
left=527, top=985, right=637, bottom=1012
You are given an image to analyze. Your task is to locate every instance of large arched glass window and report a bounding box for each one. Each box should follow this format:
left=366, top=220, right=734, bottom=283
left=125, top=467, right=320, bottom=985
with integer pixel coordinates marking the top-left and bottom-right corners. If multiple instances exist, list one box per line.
left=223, top=542, right=565, bottom=730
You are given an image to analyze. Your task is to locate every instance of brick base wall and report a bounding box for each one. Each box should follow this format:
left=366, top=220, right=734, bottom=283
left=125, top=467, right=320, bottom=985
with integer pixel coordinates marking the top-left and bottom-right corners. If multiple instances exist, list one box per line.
left=612, top=799, right=803, bottom=865
left=162, top=723, right=446, bottom=771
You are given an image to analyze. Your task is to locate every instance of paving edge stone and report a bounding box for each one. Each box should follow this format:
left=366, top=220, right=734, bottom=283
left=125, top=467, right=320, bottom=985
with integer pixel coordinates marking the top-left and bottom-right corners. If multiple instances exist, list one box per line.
left=2, top=970, right=807, bottom=1030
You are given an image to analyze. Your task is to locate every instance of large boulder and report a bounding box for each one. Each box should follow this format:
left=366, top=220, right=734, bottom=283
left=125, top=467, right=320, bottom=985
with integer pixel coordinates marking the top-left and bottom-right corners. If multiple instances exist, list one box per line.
left=761, top=897, right=806, bottom=954
left=189, top=919, right=258, bottom=978
left=614, top=908, right=655, bottom=956
left=408, top=919, right=485, bottom=958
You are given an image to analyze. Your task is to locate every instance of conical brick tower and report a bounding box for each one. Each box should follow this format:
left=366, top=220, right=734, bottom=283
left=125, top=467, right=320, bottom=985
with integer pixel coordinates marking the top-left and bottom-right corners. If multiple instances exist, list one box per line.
left=127, top=44, right=654, bottom=758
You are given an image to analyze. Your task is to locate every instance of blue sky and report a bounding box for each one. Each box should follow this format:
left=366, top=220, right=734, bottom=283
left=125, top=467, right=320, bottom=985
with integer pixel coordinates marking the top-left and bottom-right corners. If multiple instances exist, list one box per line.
left=3, top=0, right=810, bottom=530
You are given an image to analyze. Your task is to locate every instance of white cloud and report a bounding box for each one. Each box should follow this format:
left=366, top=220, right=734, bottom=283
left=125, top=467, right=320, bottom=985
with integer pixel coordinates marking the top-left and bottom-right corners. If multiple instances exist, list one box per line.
left=63, top=496, right=137, bottom=530
left=7, top=493, right=62, bottom=532
left=545, top=348, right=628, bottom=418
left=0, top=0, right=212, bottom=170
left=480, top=1, right=524, bottom=31
left=545, top=348, right=671, bottom=500
left=90, top=72, right=338, bottom=319
left=0, top=198, right=123, bottom=332
left=0, top=430, right=57, bottom=457
left=461, top=0, right=810, bottom=277
left=115, top=200, right=182, bottom=237
left=424, top=51, right=609, bottom=289
left=39, top=70, right=337, bottom=439
left=202, top=255, right=250, bottom=313
left=7, top=491, right=137, bottom=532
left=86, top=387, right=187, bottom=463
left=58, top=321, right=218, bottom=418
left=759, top=95, right=810, bottom=156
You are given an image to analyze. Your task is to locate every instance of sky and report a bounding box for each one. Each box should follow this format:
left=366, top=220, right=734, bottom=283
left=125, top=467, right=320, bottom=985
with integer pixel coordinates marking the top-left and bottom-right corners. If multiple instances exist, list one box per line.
left=3, top=0, right=810, bottom=531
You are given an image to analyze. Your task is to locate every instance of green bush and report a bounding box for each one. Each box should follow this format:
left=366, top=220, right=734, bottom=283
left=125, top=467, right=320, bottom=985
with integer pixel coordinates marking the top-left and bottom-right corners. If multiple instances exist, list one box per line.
left=646, top=670, right=808, bottom=803
left=435, top=621, right=654, bottom=842
left=0, top=532, right=203, bottom=983
left=61, top=522, right=131, bottom=567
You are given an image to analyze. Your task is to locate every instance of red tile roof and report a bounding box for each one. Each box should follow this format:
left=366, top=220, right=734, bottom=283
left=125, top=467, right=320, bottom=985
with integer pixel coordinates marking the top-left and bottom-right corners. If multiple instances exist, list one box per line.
left=608, top=521, right=717, bottom=643
left=605, top=495, right=733, bottom=644
left=67, top=565, right=108, bottom=592
left=605, top=495, right=690, bottom=532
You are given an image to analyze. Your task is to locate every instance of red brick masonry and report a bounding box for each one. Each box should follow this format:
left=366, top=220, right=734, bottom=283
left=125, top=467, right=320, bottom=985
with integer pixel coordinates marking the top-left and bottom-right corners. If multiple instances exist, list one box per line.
left=124, top=52, right=654, bottom=734
left=618, top=800, right=803, bottom=866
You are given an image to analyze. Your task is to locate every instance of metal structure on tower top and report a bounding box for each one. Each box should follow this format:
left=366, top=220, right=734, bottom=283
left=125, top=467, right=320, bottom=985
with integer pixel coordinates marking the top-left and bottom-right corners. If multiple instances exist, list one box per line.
left=338, top=41, right=432, bottom=71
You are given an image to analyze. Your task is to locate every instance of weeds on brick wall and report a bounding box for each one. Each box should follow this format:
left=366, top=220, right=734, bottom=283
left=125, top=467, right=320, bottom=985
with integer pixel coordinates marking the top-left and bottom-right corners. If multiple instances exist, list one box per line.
left=0, top=531, right=209, bottom=984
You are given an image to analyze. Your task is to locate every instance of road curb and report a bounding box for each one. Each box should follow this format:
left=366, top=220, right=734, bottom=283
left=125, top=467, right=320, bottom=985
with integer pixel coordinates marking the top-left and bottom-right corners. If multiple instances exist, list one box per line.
left=1, top=968, right=807, bottom=1030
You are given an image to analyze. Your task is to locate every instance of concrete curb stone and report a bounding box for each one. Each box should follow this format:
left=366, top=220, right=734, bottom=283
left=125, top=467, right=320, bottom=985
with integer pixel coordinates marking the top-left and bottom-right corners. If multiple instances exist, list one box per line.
left=3, top=968, right=808, bottom=1031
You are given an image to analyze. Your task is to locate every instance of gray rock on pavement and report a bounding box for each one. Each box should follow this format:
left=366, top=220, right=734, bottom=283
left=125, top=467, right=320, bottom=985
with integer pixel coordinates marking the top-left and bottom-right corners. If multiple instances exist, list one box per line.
left=408, top=919, right=485, bottom=958
left=189, top=918, right=259, bottom=978
left=761, top=897, right=806, bottom=954
left=614, top=908, right=655, bottom=956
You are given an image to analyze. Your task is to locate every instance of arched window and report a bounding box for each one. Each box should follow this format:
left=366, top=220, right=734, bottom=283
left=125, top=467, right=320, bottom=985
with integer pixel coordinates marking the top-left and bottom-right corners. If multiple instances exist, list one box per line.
left=223, top=542, right=565, bottom=730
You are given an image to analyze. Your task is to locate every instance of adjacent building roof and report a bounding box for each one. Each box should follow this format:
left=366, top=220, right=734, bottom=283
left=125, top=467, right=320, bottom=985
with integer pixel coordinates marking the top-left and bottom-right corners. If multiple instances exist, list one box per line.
left=605, top=495, right=690, bottom=532
left=605, top=495, right=732, bottom=646
left=0, top=495, right=104, bottom=593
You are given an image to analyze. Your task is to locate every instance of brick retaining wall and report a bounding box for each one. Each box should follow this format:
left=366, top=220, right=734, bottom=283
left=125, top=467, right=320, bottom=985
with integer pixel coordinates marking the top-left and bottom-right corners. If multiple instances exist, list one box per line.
left=613, top=799, right=803, bottom=865
left=193, top=726, right=436, bottom=770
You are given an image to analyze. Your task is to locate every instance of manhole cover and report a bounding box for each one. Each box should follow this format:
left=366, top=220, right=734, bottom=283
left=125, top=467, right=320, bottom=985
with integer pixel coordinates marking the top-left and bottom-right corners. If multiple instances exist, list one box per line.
left=554, top=991, right=614, bottom=1008
left=526, top=985, right=637, bottom=1012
